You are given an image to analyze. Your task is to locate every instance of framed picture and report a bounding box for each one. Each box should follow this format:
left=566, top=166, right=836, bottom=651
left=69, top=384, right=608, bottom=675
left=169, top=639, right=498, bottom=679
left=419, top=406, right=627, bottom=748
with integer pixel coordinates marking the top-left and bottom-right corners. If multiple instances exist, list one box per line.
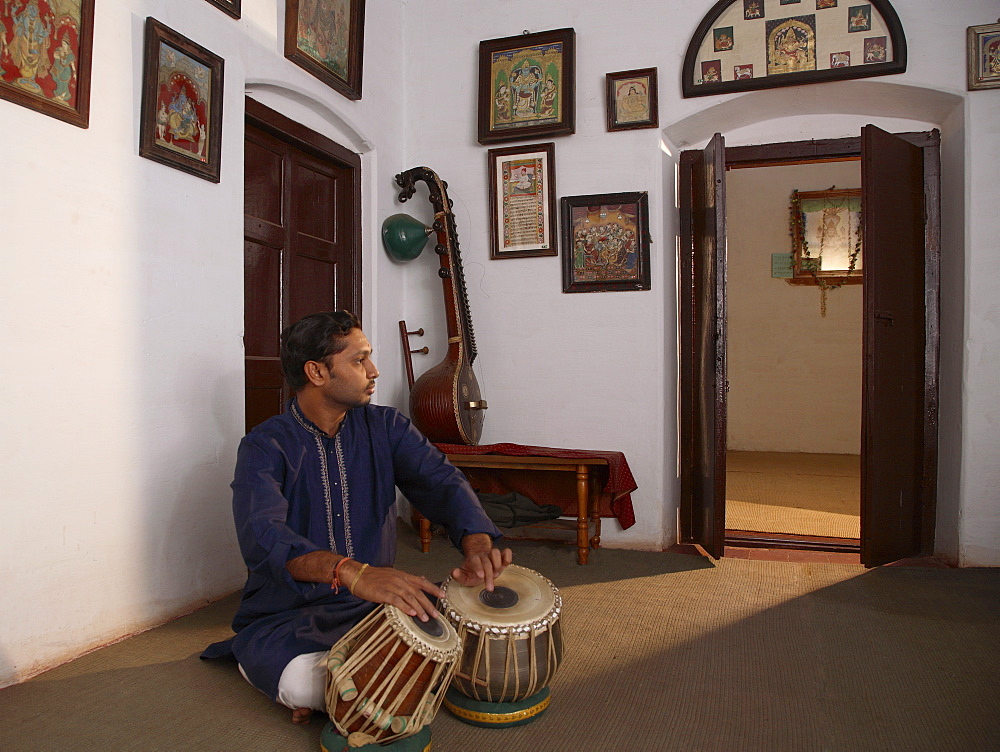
left=139, top=18, right=224, bottom=183
left=205, top=0, right=240, bottom=19
left=284, top=0, right=366, bottom=100
left=682, top=0, right=907, bottom=97
left=606, top=68, right=659, bottom=132
left=0, top=0, right=95, bottom=128
left=967, top=21, right=1000, bottom=91
left=488, top=142, right=557, bottom=259
left=788, top=188, right=862, bottom=285
left=561, top=192, right=650, bottom=293
left=478, top=27, right=575, bottom=145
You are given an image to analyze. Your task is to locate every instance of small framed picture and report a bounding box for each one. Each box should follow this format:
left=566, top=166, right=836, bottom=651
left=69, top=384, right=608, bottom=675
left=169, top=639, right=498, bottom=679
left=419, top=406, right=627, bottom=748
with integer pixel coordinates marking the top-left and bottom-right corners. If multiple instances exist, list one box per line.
left=285, top=0, right=366, bottom=100
left=488, top=142, right=557, bottom=259
left=139, top=18, right=225, bottom=183
left=561, top=192, right=650, bottom=293
left=205, top=0, right=240, bottom=18
left=0, top=0, right=95, bottom=128
left=606, top=68, right=658, bottom=132
left=478, top=27, right=575, bottom=145
left=967, top=21, right=1000, bottom=91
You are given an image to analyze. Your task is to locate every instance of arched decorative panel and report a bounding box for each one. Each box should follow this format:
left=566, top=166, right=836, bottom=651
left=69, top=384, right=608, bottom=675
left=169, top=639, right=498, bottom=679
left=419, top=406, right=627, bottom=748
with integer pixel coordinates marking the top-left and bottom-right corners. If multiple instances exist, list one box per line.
left=682, top=0, right=906, bottom=97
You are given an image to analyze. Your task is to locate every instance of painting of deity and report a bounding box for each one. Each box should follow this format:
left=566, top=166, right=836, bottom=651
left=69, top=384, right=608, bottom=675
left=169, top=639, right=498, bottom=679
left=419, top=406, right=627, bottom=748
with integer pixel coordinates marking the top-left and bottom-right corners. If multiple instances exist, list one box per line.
left=968, top=22, right=1000, bottom=90
left=714, top=26, right=735, bottom=52
left=139, top=18, right=224, bottom=182
left=864, top=36, right=887, bottom=63
left=561, top=192, right=651, bottom=293
left=285, top=0, right=365, bottom=100
left=701, top=59, right=722, bottom=83
left=0, top=0, right=94, bottom=127
left=479, top=28, right=575, bottom=144
left=735, top=64, right=754, bottom=79
left=766, top=16, right=817, bottom=75
left=606, top=67, right=658, bottom=131
left=847, top=4, right=871, bottom=32
left=744, top=0, right=764, bottom=20
left=816, top=0, right=837, bottom=8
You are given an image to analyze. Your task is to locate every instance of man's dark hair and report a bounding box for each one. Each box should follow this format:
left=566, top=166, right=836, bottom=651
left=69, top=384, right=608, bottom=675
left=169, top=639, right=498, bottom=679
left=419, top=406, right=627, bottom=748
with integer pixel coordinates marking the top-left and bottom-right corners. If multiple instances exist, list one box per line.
left=280, top=310, right=362, bottom=391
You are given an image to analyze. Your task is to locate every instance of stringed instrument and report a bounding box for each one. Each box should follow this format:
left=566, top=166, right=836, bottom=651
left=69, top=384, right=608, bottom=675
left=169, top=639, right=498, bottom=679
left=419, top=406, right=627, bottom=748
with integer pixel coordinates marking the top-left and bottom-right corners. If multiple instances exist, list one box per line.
left=396, top=167, right=487, bottom=445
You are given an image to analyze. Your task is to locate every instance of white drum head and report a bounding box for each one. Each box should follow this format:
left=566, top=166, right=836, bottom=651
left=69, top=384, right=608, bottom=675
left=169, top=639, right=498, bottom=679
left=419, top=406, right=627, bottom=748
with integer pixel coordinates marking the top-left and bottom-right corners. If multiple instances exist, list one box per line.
left=441, top=565, right=559, bottom=628
left=384, top=604, right=461, bottom=658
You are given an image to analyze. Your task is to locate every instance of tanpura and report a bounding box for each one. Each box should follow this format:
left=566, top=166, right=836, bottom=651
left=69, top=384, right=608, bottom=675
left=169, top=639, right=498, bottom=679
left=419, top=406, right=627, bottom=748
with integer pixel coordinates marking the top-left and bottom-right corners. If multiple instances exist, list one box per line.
left=395, top=167, right=487, bottom=445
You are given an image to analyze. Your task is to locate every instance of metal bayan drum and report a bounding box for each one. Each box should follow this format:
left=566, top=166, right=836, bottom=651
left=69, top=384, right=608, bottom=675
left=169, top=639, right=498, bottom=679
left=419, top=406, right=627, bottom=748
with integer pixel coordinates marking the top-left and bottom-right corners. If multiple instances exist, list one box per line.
left=439, top=564, right=563, bottom=704
left=325, top=604, right=460, bottom=744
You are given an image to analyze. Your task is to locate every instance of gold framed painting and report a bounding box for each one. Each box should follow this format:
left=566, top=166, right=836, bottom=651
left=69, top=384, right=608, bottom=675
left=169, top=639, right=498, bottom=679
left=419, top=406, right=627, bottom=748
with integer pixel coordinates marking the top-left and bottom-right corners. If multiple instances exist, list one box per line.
left=0, top=0, right=95, bottom=128
left=285, top=0, right=366, bottom=100
left=488, top=142, right=557, bottom=259
left=606, top=67, right=658, bottom=131
left=139, top=18, right=225, bottom=183
left=967, top=21, right=1000, bottom=91
left=478, top=27, right=575, bottom=145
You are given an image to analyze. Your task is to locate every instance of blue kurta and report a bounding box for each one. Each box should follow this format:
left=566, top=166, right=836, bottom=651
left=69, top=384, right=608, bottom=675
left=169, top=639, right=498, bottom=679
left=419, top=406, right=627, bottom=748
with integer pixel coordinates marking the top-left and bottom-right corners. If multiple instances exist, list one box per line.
left=202, top=399, right=500, bottom=700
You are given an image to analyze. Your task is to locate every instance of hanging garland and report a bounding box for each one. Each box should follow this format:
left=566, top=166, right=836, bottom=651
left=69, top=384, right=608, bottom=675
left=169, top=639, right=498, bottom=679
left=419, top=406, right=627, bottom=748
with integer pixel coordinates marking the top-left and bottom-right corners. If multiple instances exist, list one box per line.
left=789, top=188, right=862, bottom=316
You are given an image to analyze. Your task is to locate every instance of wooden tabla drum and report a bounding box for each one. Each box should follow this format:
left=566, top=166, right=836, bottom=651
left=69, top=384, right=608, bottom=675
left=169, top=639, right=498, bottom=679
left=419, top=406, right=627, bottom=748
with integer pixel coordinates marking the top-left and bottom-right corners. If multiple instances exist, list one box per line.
left=325, top=604, right=460, bottom=744
left=439, top=564, right=563, bottom=719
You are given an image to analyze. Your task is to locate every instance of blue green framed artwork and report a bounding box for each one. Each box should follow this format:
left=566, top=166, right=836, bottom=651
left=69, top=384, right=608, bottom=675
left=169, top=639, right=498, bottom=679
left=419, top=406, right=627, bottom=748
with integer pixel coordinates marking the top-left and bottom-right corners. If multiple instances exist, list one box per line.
left=284, top=0, right=366, bottom=100
left=0, top=0, right=94, bottom=128
left=478, top=27, right=575, bottom=145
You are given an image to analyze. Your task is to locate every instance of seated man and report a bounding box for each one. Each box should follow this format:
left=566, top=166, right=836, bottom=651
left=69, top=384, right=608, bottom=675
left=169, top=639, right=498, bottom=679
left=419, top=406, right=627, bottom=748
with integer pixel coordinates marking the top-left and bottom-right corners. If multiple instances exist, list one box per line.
left=203, top=310, right=511, bottom=724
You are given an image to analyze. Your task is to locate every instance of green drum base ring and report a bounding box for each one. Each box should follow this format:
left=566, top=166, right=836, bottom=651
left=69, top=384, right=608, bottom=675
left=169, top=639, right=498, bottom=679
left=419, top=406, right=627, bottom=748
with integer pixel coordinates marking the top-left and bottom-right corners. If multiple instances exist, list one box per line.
left=442, top=686, right=551, bottom=728
left=319, top=721, right=432, bottom=752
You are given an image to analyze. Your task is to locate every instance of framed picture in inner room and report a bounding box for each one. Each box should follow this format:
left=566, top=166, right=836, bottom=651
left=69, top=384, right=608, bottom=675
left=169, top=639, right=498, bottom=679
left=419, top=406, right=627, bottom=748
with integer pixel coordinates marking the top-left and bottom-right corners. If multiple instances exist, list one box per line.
left=205, top=0, right=241, bottom=19
left=139, top=18, right=225, bottom=183
left=0, top=0, right=95, bottom=128
left=967, top=21, right=1000, bottom=91
left=605, top=68, right=659, bottom=131
left=478, top=27, right=575, bottom=145
left=285, top=0, right=366, bottom=100
left=561, top=192, right=650, bottom=293
left=488, top=142, right=557, bottom=259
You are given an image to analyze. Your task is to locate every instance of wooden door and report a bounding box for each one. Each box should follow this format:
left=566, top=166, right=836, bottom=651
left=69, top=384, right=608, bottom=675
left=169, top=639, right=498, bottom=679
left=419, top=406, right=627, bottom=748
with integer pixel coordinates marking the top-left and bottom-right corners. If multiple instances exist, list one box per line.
left=860, top=125, right=932, bottom=566
left=679, top=132, right=728, bottom=558
left=243, top=99, right=361, bottom=433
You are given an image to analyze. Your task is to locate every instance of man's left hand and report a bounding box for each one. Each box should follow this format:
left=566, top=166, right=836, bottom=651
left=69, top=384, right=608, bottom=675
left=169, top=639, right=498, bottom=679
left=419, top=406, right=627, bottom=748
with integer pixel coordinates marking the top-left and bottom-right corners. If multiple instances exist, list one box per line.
left=452, top=533, right=513, bottom=590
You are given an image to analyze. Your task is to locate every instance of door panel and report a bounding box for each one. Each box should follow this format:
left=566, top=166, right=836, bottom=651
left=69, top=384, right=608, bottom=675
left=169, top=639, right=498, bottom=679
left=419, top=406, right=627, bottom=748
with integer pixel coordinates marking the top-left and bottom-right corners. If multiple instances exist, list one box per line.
left=244, top=105, right=360, bottom=433
left=860, top=125, right=927, bottom=566
left=680, top=132, right=727, bottom=559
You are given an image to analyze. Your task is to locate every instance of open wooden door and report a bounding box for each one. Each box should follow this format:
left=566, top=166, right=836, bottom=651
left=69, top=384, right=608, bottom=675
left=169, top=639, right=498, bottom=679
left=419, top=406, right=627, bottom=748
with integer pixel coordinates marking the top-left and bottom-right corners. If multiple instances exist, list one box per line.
left=679, top=132, right=728, bottom=558
left=860, top=125, right=932, bottom=566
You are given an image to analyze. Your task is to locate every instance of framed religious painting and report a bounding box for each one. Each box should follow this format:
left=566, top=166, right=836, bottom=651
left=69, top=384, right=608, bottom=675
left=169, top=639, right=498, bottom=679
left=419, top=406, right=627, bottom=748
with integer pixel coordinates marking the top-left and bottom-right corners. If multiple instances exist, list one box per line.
left=682, top=0, right=906, bottom=97
left=606, top=67, right=659, bottom=131
left=205, top=0, right=240, bottom=19
left=285, top=0, right=366, bottom=100
left=478, top=27, right=576, bottom=145
left=139, top=18, right=224, bottom=183
left=967, top=21, right=1000, bottom=91
left=488, top=142, right=557, bottom=259
left=561, top=192, right=651, bottom=293
left=0, top=0, right=95, bottom=128
left=788, top=187, right=863, bottom=285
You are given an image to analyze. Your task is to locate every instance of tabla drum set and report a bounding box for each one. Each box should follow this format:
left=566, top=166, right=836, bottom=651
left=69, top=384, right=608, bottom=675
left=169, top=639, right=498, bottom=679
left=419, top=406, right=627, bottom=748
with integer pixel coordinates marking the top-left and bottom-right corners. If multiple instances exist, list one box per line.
left=320, top=565, right=563, bottom=750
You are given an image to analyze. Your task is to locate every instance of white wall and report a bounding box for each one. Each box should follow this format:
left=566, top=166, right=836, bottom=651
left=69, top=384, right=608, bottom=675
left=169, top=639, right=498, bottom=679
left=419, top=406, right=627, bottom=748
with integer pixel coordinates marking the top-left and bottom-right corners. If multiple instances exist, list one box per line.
left=727, top=161, right=863, bottom=455
left=2, top=0, right=998, bottom=690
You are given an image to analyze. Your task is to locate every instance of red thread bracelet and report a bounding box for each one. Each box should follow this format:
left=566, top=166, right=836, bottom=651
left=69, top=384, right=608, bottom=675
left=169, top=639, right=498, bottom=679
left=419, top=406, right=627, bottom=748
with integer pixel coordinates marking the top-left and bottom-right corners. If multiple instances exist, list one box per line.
left=332, top=557, right=353, bottom=594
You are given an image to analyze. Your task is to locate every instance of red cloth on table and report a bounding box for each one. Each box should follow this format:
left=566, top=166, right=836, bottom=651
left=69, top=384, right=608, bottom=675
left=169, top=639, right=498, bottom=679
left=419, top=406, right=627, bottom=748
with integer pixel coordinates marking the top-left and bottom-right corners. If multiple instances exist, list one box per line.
left=435, top=443, right=637, bottom=529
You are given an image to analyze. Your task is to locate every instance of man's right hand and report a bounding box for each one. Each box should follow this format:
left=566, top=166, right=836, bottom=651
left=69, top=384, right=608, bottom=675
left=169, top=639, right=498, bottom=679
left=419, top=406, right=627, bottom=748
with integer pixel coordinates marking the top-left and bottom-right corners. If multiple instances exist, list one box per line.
left=346, top=562, right=444, bottom=623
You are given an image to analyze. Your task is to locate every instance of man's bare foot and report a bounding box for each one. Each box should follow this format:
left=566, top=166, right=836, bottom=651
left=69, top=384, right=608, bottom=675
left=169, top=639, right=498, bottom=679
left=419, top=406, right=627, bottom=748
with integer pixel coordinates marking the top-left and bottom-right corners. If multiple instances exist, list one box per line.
left=291, top=707, right=313, bottom=724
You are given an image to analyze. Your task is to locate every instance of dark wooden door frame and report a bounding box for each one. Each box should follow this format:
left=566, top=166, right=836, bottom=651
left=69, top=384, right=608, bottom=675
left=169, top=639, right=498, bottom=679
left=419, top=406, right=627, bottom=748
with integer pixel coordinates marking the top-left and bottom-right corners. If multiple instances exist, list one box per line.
left=679, top=130, right=941, bottom=561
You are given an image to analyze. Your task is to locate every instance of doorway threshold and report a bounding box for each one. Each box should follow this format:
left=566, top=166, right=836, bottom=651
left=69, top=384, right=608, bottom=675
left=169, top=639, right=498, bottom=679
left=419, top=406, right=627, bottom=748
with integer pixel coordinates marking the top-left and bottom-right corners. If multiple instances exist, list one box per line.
left=725, top=529, right=860, bottom=553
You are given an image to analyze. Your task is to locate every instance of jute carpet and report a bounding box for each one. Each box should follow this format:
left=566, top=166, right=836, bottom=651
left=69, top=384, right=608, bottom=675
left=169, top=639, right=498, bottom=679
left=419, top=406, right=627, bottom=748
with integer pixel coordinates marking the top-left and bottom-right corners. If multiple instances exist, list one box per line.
left=2, top=525, right=998, bottom=751
left=726, top=451, right=861, bottom=539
